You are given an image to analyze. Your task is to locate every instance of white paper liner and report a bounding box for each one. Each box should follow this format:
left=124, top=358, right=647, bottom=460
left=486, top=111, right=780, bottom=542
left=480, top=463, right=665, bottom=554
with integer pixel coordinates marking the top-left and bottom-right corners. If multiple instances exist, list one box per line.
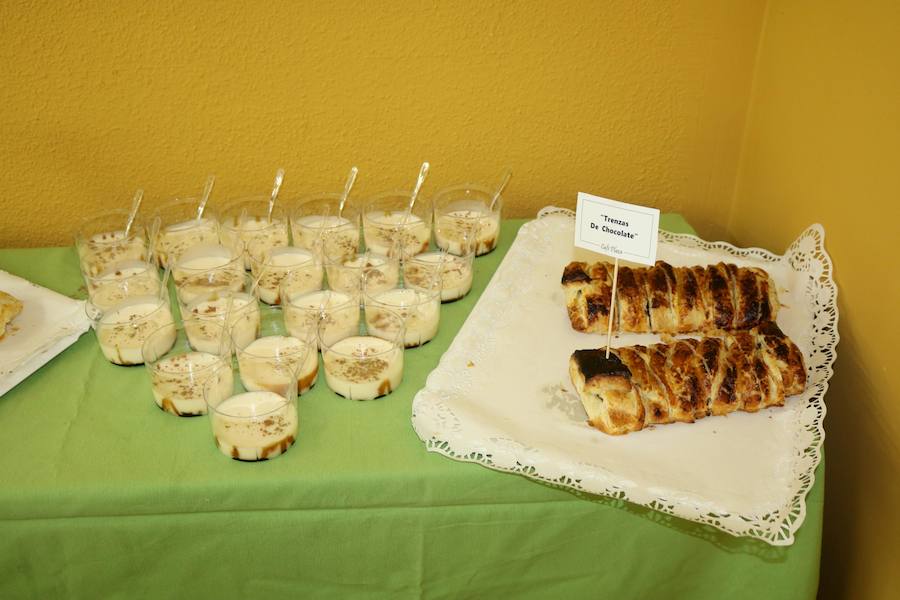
left=411, top=207, right=837, bottom=546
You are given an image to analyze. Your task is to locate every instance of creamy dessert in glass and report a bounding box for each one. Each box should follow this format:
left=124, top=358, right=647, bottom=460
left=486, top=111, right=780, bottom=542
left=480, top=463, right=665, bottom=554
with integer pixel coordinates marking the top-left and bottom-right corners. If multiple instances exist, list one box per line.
left=290, top=193, right=361, bottom=263
left=364, top=286, right=441, bottom=348
left=432, top=183, right=501, bottom=256
left=219, top=197, right=290, bottom=269
left=282, top=289, right=359, bottom=350
left=87, top=293, right=176, bottom=366
left=86, top=259, right=161, bottom=311
left=172, top=244, right=245, bottom=306
left=324, top=251, right=399, bottom=300
left=320, top=309, right=404, bottom=401
left=152, top=197, right=219, bottom=267
left=278, top=262, right=327, bottom=307
left=248, top=246, right=321, bottom=305
left=402, top=251, right=474, bottom=302
left=76, top=209, right=149, bottom=277
left=234, top=311, right=318, bottom=395
left=143, top=319, right=232, bottom=417
left=363, top=191, right=432, bottom=258
left=183, top=288, right=260, bottom=354
left=205, top=362, right=299, bottom=461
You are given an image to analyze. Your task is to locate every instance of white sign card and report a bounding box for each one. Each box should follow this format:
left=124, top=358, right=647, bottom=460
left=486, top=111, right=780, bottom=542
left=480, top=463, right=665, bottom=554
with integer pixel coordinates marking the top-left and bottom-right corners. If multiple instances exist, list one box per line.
left=574, top=193, right=660, bottom=266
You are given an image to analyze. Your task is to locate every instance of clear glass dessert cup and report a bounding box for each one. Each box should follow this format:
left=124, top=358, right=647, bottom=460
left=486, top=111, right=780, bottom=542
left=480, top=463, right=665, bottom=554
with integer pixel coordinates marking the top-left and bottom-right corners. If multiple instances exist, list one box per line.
left=319, top=308, right=404, bottom=401
left=76, top=208, right=149, bottom=278
left=85, top=259, right=161, bottom=311
left=364, top=284, right=441, bottom=348
left=219, top=197, right=290, bottom=269
left=204, top=360, right=299, bottom=462
left=143, top=318, right=232, bottom=417
left=432, top=183, right=501, bottom=256
left=401, top=251, right=474, bottom=303
left=289, top=193, right=361, bottom=263
left=248, top=246, right=322, bottom=306
left=152, top=197, right=220, bottom=267
left=362, top=191, right=433, bottom=259
left=180, top=283, right=261, bottom=355
left=324, top=251, right=399, bottom=300
left=172, top=244, right=246, bottom=306
left=282, top=288, right=360, bottom=351
left=86, top=291, right=176, bottom=366
left=233, top=308, right=318, bottom=396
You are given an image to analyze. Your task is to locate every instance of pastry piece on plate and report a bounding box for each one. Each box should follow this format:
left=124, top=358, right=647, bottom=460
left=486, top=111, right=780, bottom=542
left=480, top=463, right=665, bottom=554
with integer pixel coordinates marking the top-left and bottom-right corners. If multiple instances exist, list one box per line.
left=562, top=259, right=779, bottom=335
left=569, top=349, right=644, bottom=435
left=568, top=324, right=806, bottom=435
left=754, top=321, right=807, bottom=396
left=561, top=261, right=617, bottom=333
left=646, top=261, right=678, bottom=332
left=701, top=263, right=737, bottom=330
left=615, top=346, right=672, bottom=425
left=0, top=291, right=23, bottom=339
left=672, top=267, right=708, bottom=334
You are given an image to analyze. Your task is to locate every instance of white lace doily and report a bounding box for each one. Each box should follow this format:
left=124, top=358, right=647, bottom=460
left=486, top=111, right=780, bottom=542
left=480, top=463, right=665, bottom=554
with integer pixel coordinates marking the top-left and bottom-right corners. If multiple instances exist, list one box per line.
left=0, top=270, right=90, bottom=397
left=411, top=207, right=837, bottom=546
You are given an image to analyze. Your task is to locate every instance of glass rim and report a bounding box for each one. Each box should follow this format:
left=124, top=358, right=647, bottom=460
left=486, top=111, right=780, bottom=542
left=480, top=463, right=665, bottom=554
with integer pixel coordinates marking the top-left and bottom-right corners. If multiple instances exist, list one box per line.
left=87, top=293, right=170, bottom=326
left=219, top=197, right=288, bottom=226
left=150, top=352, right=226, bottom=376
left=432, top=184, right=500, bottom=217
left=323, top=250, right=396, bottom=268
left=153, top=196, right=219, bottom=219
left=289, top=192, right=362, bottom=220
left=184, top=289, right=257, bottom=321
left=433, top=182, right=493, bottom=196
left=76, top=208, right=147, bottom=244
left=405, top=250, right=475, bottom=267
left=318, top=313, right=405, bottom=356
left=363, top=190, right=433, bottom=219
left=248, top=246, right=319, bottom=269
left=283, top=288, right=357, bottom=312
left=174, top=244, right=244, bottom=273
left=86, top=259, right=159, bottom=284
left=365, top=286, right=440, bottom=308
left=204, top=366, right=293, bottom=417
left=232, top=331, right=312, bottom=363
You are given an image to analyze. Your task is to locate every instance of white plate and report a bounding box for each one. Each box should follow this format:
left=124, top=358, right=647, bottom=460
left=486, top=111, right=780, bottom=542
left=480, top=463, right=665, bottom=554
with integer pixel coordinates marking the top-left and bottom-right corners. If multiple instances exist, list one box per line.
left=412, top=207, right=838, bottom=546
left=0, top=270, right=90, bottom=397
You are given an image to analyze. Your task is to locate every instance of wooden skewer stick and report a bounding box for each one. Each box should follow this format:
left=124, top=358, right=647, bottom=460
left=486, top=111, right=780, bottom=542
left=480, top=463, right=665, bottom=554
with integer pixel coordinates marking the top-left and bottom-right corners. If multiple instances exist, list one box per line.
left=604, top=257, right=620, bottom=358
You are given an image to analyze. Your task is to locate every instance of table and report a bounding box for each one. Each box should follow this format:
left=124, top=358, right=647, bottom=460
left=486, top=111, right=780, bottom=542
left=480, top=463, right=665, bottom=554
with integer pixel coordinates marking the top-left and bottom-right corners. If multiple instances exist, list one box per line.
left=0, top=215, right=823, bottom=599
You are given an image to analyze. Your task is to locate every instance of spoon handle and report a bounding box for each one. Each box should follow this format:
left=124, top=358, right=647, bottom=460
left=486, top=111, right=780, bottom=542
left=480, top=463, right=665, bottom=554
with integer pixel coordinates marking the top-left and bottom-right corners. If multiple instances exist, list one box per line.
left=338, top=166, right=359, bottom=219
left=489, top=169, right=512, bottom=211
left=197, top=174, right=216, bottom=220
left=267, top=168, right=285, bottom=222
left=124, top=188, right=144, bottom=237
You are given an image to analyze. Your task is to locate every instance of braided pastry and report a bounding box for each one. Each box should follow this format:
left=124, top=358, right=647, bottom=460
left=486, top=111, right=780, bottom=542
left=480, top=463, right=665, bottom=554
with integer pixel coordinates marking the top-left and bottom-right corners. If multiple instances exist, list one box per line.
left=562, top=260, right=779, bottom=334
left=568, top=323, right=806, bottom=435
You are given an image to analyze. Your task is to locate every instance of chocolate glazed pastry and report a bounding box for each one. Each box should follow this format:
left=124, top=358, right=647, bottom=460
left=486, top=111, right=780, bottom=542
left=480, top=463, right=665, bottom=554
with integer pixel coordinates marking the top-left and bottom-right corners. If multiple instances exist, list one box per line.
left=562, top=259, right=779, bottom=335
left=568, top=323, right=806, bottom=435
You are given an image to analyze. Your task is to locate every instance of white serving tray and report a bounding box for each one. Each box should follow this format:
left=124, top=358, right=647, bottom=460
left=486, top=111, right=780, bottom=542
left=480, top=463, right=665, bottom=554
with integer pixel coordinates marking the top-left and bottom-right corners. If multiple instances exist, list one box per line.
left=0, top=270, right=90, bottom=397
left=412, top=207, right=838, bottom=546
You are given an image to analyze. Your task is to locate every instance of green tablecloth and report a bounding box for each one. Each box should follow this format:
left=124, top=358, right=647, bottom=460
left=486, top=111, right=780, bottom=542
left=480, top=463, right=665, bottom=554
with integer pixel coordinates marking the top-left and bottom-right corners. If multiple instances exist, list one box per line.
left=0, top=215, right=823, bottom=599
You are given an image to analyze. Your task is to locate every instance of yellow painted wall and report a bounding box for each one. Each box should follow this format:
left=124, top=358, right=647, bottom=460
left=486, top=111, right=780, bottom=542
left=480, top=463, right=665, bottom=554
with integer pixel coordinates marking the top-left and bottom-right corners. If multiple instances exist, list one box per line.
left=730, top=1, right=900, bottom=598
left=0, top=0, right=764, bottom=247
